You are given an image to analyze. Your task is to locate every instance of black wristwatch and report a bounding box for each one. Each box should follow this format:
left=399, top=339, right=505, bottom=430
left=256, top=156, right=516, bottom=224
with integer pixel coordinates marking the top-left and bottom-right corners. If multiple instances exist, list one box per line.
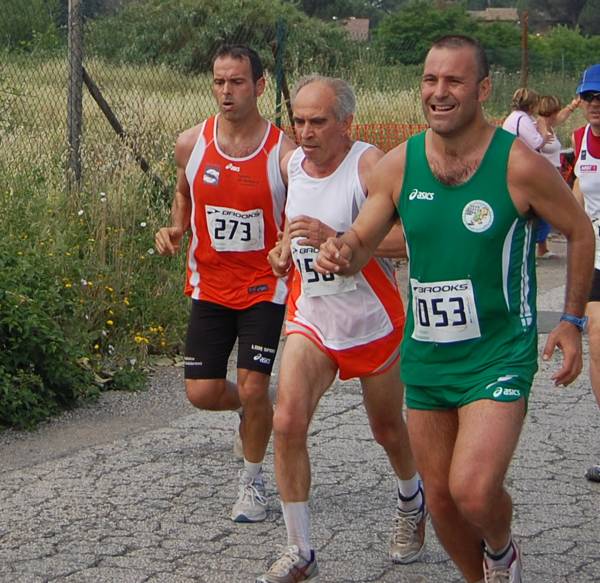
left=559, top=313, right=588, bottom=332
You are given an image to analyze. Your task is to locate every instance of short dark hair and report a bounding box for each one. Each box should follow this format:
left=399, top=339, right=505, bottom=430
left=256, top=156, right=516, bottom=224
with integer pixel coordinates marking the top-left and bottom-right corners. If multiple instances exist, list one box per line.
left=212, top=44, right=264, bottom=83
left=430, top=35, right=489, bottom=82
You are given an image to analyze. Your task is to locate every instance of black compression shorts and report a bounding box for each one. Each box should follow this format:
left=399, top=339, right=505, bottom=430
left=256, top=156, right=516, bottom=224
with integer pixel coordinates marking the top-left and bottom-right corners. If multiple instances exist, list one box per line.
left=184, top=300, right=285, bottom=379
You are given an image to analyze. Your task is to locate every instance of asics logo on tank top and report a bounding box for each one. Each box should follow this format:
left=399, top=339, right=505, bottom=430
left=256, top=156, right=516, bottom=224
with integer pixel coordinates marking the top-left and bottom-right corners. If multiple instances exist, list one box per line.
left=409, top=188, right=435, bottom=201
left=225, top=162, right=240, bottom=172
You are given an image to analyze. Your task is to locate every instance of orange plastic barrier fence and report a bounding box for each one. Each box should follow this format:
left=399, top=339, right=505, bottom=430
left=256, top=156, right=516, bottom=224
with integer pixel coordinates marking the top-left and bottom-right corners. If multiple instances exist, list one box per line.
left=351, top=123, right=428, bottom=152
left=284, top=121, right=504, bottom=153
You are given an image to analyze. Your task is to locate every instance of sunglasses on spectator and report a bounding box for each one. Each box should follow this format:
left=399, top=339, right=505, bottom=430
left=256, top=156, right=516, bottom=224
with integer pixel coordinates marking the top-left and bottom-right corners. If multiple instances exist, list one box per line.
left=581, top=91, right=600, bottom=103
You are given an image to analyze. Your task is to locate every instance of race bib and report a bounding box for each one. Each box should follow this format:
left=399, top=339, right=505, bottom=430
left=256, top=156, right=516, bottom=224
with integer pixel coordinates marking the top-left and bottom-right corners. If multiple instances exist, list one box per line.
left=410, top=278, right=481, bottom=343
left=205, top=205, right=264, bottom=252
left=291, top=239, right=356, bottom=298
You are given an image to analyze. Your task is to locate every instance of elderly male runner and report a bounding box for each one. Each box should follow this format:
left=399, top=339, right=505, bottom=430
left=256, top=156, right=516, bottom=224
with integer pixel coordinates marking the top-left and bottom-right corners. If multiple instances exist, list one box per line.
left=155, top=45, right=295, bottom=523
left=318, top=36, right=594, bottom=583
left=571, top=63, right=600, bottom=482
left=255, top=75, right=425, bottom=583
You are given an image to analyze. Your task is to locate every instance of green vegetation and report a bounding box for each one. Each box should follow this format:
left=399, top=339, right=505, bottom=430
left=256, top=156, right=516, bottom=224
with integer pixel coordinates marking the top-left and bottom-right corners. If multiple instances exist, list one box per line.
left=373, top=1, right=600, bottom=72
left=84, top=0, right=355, bottom=75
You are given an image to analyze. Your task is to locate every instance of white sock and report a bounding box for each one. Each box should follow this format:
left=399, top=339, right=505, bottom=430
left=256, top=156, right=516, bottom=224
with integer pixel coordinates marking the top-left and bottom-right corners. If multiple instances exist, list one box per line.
left=243, top=459, right=262, bottom=481
left=396, top=474, right=422, bottom=513
left=282, top=501, right=311, bottom=559
left=484, top=537, right=514, bottom=569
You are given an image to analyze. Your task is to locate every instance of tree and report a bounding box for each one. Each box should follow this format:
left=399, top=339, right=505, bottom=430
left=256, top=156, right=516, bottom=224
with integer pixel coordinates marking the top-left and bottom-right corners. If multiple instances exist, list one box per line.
left=86, top=0, right=356, bottom=74
left=287, top=0, right=409, bottom=21
left=373, top=1, right=477, bottom=64
left=578, top=0, right=600, bottom=35
left=55, top=0, right=123, bottom=28
left=525, top=0, right=588, bottom=29
left=0, top=0, right=61, bottom=50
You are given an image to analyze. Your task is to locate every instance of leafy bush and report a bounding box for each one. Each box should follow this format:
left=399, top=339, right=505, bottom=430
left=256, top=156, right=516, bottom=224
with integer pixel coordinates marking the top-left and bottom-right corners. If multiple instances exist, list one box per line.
left=373, top=1, right=600, bottom=73
left=0, top=236, right=97, bottom=429
left=0, top=0, right=63, bottom=52
left=0, top=153, right=189, bottom=429
left=85, top=0, right=356, bottom=74
left=373, top=1, right=478, bottom=65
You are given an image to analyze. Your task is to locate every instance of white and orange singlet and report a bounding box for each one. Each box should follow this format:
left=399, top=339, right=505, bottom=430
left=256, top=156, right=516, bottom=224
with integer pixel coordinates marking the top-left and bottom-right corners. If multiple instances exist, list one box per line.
left=184, top=115, right=288, bottom=309
left=285, top=141, right=406, bottom=379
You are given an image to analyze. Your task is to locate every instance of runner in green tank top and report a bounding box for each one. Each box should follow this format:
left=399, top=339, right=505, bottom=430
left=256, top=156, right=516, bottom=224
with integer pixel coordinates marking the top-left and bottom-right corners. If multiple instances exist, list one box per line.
left=399, top=128, right=538, bottom=409
left=317, top=35, right=594, bottom=583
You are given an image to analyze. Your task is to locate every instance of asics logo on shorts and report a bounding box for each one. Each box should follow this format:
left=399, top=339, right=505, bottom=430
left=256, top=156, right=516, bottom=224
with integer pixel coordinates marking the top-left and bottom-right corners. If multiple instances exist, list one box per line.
left=492, top=386, right=521, bottom=398
left=409, top=188, right=435, bottom=201
left=253, top=353, right=272, bottom=365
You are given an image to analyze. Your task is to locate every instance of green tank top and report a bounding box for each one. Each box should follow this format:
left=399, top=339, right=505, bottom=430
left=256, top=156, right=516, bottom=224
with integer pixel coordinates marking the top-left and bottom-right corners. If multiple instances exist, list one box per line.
left=398, top=128, right=538, bottom=387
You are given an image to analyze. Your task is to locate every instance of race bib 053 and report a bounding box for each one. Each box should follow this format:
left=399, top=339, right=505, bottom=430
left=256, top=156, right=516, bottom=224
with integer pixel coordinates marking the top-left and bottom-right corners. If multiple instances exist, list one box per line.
left=410, top=277, right=481, bottom=343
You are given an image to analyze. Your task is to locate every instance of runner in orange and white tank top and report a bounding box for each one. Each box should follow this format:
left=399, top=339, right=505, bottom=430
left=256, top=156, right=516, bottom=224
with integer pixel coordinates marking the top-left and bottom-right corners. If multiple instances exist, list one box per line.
left=285, top=140, right=405, bottom=379
left=155, top=45, right=296, bottom=527
left=185, top=113, right=288, bottom=308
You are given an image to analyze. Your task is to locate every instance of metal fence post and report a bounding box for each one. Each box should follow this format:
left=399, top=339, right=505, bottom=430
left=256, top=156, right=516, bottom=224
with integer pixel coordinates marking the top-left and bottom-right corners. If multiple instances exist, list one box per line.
left=274, top=18, right=287, bottom=129
left=67, top=0, right=83, bottom=189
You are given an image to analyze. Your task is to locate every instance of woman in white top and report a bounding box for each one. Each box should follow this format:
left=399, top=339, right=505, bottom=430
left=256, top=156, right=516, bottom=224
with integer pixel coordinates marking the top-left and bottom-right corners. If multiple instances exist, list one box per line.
left=535, top=94, right=580, bottom=258
left=502, top=87, right=546, bottom=150
left=502, top=88, right=553, bottom=258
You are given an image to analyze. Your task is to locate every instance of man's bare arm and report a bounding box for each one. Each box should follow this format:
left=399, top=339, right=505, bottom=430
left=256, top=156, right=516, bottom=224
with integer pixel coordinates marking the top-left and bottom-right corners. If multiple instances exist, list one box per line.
left=374, top=223, right=406, bottom=258
left=508, top=141, right=594, bottom=385
left=155, top=127, right=197, bottom=256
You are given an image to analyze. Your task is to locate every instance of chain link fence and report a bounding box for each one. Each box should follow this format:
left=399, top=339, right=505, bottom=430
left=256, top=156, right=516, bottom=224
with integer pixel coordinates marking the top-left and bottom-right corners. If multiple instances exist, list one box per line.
left=0, top=10, right=434, bottom=195
left=1, top=4, right=585, bottom=195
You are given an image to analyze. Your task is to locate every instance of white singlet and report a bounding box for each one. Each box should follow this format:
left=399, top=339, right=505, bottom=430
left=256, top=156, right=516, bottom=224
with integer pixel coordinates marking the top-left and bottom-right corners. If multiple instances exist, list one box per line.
left=285, top=141, right=404, bottom=351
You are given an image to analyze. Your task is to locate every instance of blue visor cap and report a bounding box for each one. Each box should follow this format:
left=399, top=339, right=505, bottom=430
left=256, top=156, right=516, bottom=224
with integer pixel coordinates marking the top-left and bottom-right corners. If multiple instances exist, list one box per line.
left=577, top=64, right=600, bottom=94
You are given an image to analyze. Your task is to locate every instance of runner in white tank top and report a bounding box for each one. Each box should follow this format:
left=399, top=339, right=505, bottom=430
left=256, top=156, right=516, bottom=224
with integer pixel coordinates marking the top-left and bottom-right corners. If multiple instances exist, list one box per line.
left=256, top=75, right=426, bottom=583
left=285, top=140, right=404, bottom=353
left=572, top=64, right=600, bottom=482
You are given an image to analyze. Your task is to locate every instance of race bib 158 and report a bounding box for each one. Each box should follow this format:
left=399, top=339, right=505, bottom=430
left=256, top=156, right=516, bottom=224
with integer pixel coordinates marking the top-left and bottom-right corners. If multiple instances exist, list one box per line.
left=291, top=240, right=356, bottom=298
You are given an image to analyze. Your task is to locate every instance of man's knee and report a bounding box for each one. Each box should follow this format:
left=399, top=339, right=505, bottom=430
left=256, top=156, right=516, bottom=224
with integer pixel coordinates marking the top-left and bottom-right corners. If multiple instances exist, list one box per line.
left=185, top=379, right=225, bottom=410
left=238, top=374, right=270, bottom=405
left=588, top=325, right=600, bottom=359
left=369, top=415, right=405, bottom=449
left=450, top=471, right=500, bottom=520
left=423, top=479, right=456, bottom=519
left=273, top=404, right=310, bottom=442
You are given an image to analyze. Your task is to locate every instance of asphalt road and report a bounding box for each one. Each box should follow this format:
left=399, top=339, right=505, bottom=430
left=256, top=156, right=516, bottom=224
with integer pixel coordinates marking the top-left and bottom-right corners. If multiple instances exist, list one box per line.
left=1, top=235, right=598, bottom=582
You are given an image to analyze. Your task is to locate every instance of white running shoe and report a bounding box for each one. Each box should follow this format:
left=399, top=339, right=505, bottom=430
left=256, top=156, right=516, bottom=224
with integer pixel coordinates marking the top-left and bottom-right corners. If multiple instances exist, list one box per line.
left=231, top=470, right=267, bottom=523
left=256, top=545, right=319, bottom=582
left=389, top=501, right=427, bottom=564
